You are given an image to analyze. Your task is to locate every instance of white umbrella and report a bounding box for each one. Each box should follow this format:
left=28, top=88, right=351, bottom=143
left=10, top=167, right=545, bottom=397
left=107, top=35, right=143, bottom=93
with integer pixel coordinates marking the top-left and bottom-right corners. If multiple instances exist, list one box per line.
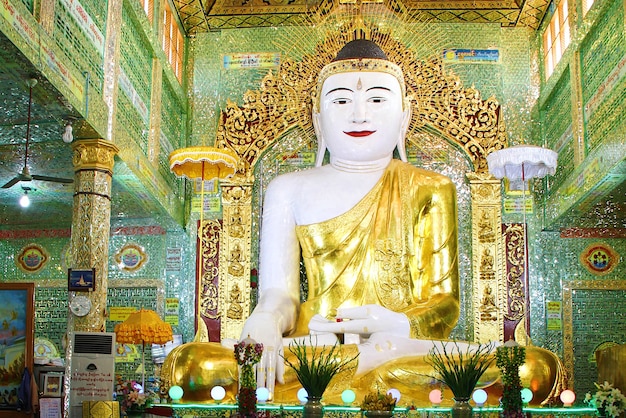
left=487, top=145, right=558, bottom=190
left=487, top=144, right=558, bottom=335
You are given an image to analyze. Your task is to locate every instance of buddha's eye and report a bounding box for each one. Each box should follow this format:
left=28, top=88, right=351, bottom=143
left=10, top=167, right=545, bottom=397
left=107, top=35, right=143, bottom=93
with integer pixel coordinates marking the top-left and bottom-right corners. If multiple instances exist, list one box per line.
left=332, top=98, right=351, bottom=105
left=368, top=96, right=387, bottom=104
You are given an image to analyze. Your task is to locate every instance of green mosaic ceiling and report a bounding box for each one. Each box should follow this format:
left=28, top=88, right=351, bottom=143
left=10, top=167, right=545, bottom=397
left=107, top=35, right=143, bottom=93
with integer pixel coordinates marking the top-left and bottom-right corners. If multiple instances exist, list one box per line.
left=173, top=0, right=551, bottom=34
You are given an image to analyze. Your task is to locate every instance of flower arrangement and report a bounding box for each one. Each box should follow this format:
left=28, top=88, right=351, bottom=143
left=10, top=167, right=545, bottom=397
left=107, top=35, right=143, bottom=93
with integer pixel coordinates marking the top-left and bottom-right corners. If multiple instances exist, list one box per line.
left=584, top=381, right=626, bottom=418
left=234, top=337, right=264, bottom=367
left=282, top=336, right=359, bottom=400
left=425, top=341, right=495, bottom=400
left=361, top=391, right=397, bottom=412
left=115, top=375, right=155, bottom=415
left=234, top=336, right=263, bottom=417
left=496, top=340, right=526, bottom=418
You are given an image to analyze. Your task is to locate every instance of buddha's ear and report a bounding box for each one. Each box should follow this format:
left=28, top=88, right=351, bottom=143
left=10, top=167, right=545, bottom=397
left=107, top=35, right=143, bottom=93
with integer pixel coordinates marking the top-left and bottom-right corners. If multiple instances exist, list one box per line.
left=313, top=112, right=326, bottom=167
left=397, top=106, right=412, bottom=162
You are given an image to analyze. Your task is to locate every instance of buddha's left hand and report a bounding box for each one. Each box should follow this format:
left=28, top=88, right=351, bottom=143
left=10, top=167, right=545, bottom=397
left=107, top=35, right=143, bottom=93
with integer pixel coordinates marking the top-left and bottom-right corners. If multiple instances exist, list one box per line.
left=308, top=304, right=410, bottom=337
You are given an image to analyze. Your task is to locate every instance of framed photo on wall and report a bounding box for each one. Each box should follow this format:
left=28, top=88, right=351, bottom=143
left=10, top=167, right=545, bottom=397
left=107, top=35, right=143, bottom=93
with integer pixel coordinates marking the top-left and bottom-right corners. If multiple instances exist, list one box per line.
left=42, top=373, right=63, bottom=397
left=68, top=268, right=96, bottom=292
left=0, top=283, right=34, bottom=415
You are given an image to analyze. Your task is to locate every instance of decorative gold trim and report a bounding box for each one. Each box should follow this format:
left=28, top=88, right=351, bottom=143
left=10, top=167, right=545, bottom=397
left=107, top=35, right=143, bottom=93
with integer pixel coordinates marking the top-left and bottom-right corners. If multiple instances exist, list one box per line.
left=70, top=139, right=118, bottom=333
left=71, top=139, right=120, bottom=175
left=199, top=220, right=222, bottom=325
left=173, top=0, right=550, bottom=32
left=503, top=223, right=525, bottom=322
left=562, top=280, right=626, bottom=387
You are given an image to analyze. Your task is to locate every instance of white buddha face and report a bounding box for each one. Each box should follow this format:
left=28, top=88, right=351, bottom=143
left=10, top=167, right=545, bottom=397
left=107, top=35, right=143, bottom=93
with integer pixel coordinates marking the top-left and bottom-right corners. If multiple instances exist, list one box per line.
left=313, top=71, right=410, bottom=163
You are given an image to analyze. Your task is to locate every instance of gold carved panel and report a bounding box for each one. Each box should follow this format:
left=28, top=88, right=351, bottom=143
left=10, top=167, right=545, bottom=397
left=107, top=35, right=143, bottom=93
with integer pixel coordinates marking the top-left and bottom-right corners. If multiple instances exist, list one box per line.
left=218, top=184, right=254, bottom=340
left=468, top=173, right=504, bottom=343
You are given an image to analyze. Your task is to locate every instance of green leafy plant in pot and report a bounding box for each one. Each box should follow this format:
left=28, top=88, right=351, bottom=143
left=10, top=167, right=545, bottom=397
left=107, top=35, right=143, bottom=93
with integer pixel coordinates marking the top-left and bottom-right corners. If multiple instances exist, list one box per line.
left=425, top=341, right=496, bottom=418
left=283, top=336, right=359, bottom=418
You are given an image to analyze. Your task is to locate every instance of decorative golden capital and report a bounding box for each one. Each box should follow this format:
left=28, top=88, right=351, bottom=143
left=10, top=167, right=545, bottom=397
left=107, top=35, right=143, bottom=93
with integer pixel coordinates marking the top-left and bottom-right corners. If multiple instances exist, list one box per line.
left=466, top=171, right=500, bottom=183
left=71, top=139, right=119, bottom=174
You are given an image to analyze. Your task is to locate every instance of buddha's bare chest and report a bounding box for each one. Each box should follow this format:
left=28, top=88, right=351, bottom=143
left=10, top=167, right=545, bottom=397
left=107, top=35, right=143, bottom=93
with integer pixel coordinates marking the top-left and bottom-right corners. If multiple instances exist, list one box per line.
left=291, top=175, right=378, bottom=224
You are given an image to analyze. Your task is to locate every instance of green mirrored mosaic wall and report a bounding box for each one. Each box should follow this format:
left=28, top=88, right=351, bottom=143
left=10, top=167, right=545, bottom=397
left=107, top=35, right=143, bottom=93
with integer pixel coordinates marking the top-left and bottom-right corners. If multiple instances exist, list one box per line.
left=0, top=0, right=624, bottom=404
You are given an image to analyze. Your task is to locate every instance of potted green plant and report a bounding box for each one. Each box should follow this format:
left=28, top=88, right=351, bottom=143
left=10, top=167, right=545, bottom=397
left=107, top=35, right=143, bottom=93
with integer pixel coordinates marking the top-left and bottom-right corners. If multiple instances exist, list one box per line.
left=425, top=341, right=495, bottom=418
left=283, top=336, right=359, bottom=418
left=361, top=390, right=397, bottom=417
left=496, top=340, right=526, bottom=418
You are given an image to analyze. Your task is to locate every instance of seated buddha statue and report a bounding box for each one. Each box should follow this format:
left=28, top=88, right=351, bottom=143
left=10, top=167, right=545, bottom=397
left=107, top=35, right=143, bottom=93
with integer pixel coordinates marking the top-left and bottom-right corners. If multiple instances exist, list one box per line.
left=162, top=39, right=565, bottom=406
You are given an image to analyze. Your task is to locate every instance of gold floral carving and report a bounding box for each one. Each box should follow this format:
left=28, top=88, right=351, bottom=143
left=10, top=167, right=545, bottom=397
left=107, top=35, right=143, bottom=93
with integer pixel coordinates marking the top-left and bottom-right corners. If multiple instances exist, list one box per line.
left=216, top=23, right=507, bottom=178
left=71, top=139, right=119, bottom=174
left=199, top=220, right=221, bottom=321
left=503, top=223, right=526, bottom=322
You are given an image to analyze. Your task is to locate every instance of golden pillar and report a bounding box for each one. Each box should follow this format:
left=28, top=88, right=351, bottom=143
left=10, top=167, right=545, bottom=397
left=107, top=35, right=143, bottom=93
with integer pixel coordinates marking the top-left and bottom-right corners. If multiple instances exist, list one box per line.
left=69, top=138, right=119, bottom=332
left=218, top=183, right=253, bottom=340
left=468, top=172, right=505, bottom=344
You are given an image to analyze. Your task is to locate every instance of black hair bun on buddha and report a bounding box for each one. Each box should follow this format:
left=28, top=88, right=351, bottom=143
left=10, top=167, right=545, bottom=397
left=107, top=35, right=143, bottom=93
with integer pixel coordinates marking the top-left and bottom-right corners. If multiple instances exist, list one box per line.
left=333, top=39, right=388, bottom=61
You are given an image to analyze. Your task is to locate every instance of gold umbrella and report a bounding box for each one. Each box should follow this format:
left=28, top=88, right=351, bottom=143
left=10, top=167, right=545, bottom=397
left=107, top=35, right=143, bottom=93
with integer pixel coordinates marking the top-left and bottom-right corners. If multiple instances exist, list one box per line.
left=114, top=309, right=173, bottom=389
left=169, top=146, right=239, bottom=340
left=169, top=146, right=238, bottom=182
left=168, top=145, right=239, bottom=262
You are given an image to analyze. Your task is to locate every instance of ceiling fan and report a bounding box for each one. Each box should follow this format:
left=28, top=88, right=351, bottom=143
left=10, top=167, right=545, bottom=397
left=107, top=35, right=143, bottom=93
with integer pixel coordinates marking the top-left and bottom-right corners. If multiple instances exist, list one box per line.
left=1, top=78, right=74, bottom=189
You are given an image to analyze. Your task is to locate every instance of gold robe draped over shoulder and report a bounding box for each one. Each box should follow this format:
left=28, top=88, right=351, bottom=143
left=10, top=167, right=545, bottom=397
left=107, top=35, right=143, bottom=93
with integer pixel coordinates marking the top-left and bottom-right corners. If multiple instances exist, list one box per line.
left=294, top=159, right=460, bottom=338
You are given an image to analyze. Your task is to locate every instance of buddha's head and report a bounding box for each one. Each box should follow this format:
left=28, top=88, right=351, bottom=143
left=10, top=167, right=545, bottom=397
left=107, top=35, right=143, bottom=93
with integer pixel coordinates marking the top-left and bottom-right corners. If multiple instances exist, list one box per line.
left=313, top=39, right=411, bottom=166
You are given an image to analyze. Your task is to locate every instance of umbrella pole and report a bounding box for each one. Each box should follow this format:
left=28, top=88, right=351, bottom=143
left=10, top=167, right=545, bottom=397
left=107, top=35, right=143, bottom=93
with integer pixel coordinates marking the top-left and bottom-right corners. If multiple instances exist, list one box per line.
left=199, top=163, right=205, bottom=335
left=141, top=341, right=146, bottom=391
left=521, top=164, right=529, bottom=338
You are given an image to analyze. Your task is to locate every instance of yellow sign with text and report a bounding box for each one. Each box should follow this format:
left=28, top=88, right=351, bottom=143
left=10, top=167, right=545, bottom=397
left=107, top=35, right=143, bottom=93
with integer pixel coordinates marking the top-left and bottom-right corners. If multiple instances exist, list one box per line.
left=546, top=301, right=562, bottom=331
left=165, top=298, right=179, bottom=326
left=109, top=306, right=138, bottom=322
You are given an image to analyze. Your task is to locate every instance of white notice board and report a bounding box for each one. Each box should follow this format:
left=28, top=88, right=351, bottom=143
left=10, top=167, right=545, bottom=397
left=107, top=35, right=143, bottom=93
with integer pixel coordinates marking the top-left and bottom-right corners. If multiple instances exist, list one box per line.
left=40, top=397, right=62, bottom=418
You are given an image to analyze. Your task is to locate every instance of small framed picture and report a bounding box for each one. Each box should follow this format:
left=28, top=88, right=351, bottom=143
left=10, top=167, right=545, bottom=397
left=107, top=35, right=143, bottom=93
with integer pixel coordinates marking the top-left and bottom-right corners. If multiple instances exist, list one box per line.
left=68, top=268, right=96, bottom=292
left=42, top=373, right=63, bottom=397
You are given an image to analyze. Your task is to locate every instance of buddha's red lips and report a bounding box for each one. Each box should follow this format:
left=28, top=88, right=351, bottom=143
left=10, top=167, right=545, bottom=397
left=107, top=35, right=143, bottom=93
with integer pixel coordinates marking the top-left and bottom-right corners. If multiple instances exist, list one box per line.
left=345, top=131, right=375, bottom=137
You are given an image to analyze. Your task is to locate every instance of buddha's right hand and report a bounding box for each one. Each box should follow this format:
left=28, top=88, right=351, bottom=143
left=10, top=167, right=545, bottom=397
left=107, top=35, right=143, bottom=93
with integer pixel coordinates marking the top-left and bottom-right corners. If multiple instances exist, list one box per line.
left=308, top=304, right=411, bottom=337
left=239, top=311, right=285, bottom=397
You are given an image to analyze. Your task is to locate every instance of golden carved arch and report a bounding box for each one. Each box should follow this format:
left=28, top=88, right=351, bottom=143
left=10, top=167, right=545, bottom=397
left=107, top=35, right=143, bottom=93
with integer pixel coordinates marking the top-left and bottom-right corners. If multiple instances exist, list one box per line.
left=209, top=22, right=512, bottom=342
left=215, top=27, right=508, bottom=175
